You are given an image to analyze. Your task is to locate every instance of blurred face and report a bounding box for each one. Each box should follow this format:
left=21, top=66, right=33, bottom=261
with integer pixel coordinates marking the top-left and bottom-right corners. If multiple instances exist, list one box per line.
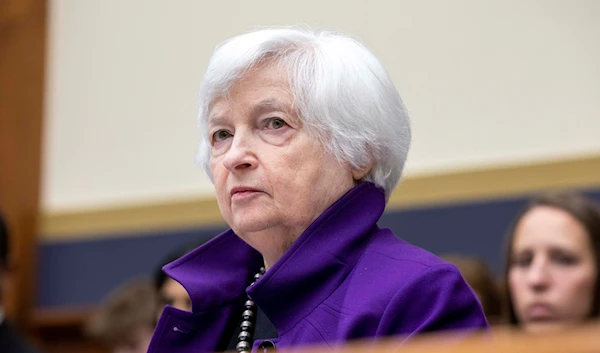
left=208, top=64, right=365, bottom=265
left=159, top=278, right=192, bottom=313
left=113, top=325, right=153, bottom=353
left=508, top=206, right=597, bottom=333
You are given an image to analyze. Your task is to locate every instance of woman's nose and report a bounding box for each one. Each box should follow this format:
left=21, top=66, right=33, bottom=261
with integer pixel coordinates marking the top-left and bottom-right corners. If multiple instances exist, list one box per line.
left=526, top=257, right=551, bottom=292
left=222, top=133, right=257, bottom=172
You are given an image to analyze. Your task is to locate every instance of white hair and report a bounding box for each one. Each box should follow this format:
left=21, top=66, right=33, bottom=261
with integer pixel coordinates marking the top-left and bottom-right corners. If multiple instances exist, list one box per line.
left=197, top=26, right=411, bottom=200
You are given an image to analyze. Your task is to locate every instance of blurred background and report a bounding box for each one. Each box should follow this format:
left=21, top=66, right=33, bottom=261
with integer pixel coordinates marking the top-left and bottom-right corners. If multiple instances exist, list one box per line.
left=1, top=0, right=599, bottom=352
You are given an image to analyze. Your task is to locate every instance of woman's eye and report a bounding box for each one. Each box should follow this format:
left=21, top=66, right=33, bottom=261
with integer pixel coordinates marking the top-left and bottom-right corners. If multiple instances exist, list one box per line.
left=552, top=252, right=578, bottom=266
left=511, top=255, right=532, bottom=268
left=159, top=295, right=173, bottom=306
left=266, top=118, right=287, bottom=130
left=213, top=130, right=232, bottom=142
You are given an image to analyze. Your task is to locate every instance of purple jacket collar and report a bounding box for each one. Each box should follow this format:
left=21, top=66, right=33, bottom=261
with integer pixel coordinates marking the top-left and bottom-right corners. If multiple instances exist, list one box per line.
left=164, top=182, right=385, bottom=334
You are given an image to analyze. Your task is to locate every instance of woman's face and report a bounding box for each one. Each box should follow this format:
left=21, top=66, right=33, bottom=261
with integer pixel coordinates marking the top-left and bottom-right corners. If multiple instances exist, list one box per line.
left=159, top=278, right=192, bottom=313
left=508, top=206, right=597, bottom=333
left=207, top=64, right=366, bottom=257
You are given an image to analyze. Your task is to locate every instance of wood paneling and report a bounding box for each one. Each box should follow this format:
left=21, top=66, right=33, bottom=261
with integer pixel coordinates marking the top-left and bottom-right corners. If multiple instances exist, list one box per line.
left=32, top=306, right=107, bottom=353
left=303, top=324, right=600, bottom=353
left=40, top=154, right=600, bottom=242
left=0, top=0, right=46, bottom=331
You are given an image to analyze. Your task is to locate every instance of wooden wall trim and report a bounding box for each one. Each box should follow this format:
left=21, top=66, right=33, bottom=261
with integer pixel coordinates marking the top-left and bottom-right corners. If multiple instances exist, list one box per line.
left=388, top=154, right=600, bottom=209
left=41, top=154, right=600, bottom=242
left=0, top=0, right=46, bottom=327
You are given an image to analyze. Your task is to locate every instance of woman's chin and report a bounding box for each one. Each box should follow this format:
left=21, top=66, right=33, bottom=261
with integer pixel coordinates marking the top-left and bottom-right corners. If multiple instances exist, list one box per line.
left=523, top=320, right=571, bottom=334
left=230, top=217, right=277, bottom=236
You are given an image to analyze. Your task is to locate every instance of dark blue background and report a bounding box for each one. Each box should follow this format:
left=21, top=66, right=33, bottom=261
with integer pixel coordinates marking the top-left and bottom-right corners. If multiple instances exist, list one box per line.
left=38, top=188, right=600, bottom=308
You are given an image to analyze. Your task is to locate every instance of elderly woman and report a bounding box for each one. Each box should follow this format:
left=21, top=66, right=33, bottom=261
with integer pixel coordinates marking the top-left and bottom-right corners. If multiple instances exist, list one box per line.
left=148, top=27, right=487, bottom=353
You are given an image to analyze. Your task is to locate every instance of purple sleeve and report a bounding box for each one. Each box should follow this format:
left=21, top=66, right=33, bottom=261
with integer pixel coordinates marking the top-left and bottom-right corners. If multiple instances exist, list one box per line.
left=377, top=263, right=489, bottom=339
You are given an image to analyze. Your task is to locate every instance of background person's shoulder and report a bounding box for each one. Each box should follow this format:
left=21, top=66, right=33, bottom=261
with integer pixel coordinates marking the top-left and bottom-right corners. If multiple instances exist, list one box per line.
left=0, top=321, right=43, bottom=353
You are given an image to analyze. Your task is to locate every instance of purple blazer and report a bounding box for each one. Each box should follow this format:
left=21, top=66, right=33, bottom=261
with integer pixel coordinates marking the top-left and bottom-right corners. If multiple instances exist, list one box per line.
left=147, top=182, right=488, bottom=353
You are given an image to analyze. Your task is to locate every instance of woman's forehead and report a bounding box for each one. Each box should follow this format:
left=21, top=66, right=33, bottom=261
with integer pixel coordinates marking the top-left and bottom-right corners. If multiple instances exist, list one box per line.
left=513, top=206, right=590, bottom=250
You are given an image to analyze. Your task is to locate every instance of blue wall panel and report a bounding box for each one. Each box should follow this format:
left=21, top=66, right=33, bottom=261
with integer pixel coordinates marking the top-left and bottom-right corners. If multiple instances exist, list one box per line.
left=38, top=226, right=225, bottom=307
left=37, top=188, right=600, bottom=308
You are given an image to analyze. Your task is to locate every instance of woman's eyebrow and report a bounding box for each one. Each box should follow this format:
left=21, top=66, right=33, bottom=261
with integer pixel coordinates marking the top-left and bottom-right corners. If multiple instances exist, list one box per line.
left=250, top=98, right=289, bottom=116
left=208, top=98, right=289, bottom=126
left=207, top=114, right=226, bottom=127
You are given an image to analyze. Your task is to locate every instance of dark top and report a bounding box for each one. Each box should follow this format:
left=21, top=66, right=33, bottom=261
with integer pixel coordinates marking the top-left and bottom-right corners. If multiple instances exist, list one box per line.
left=0, top=321, right=41, bottom=353
left=148, top=182, right=488, bottom=353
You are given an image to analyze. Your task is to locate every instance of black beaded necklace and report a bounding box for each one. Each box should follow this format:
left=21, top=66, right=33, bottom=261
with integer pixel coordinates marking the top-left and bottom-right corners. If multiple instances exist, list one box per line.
left=235, top=266, right=266, bottom=353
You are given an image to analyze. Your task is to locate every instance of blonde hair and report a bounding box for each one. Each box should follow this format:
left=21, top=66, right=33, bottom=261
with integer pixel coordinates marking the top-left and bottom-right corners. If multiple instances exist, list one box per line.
left=86, top=279, right=158, bottom=347
left=443, top=254, right=503, bottom=323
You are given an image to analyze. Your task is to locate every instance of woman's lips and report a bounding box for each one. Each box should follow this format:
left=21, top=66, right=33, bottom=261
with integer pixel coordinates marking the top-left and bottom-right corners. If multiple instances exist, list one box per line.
left=525, top=303, right=556, bottom=321
left=230, top=186, right=262, bottom=200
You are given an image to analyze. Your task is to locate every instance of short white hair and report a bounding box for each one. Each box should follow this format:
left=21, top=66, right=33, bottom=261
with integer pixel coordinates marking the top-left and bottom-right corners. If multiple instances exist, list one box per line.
left=197, top=26, right=411, bottom=200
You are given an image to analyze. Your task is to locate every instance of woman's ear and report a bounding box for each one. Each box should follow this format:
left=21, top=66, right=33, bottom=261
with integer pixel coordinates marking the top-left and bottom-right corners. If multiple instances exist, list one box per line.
left=352, top=159, right=374, bottom=181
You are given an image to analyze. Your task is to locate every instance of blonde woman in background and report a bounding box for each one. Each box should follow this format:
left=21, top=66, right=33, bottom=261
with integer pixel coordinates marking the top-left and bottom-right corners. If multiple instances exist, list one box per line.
left=87, top=280, right=158, bottom=353
left=442, top=255, right=503, bottom=325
